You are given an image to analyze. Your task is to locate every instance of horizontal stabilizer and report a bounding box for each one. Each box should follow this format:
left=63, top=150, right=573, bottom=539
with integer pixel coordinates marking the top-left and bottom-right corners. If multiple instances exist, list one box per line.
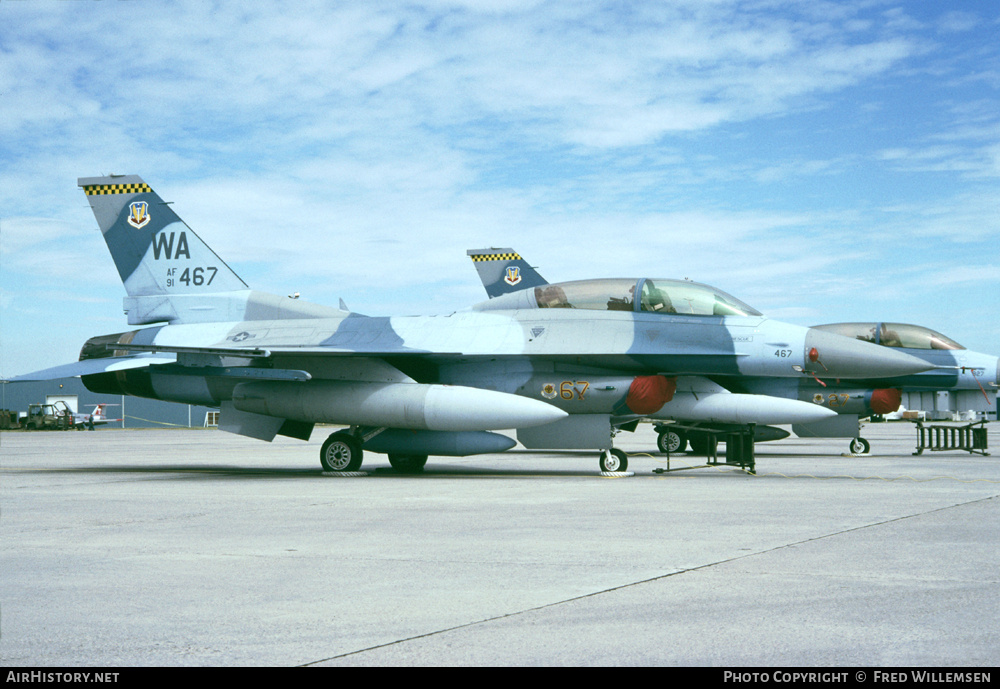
left=4, top=355, right=173, bottom=382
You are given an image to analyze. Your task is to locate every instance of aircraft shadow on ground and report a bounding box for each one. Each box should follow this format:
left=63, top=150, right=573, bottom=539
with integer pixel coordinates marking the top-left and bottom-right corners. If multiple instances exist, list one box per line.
left=4, top=461, right=755, bottom=480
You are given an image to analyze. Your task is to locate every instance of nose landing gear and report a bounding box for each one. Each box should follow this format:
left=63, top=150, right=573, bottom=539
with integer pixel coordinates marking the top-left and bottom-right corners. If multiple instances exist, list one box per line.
left=599, top=447, right=629, bottom=473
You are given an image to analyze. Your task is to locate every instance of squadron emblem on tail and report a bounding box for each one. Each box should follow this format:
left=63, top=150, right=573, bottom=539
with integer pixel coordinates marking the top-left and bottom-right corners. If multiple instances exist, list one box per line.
left=127, top=201, right=150, bottom=229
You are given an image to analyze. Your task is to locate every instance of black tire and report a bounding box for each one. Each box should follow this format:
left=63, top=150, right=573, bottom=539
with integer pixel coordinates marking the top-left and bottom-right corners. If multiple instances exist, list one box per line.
left=388, top=454, right=428, bottom=473
left=849, top=437, right=870, bottom=455
left=321, top=431, right=363, bottom=472
left=656, top=429, right=687, bottom=454
left=599, top=448, right=628, bottom=472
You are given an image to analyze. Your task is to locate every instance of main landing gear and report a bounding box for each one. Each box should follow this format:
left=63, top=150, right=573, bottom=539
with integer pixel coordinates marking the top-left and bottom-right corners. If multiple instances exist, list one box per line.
left=656, top=427, right=688, bottom=454
left=320, top=430, right=364, bottom=472
left=320, top=429, right=430, bottom=473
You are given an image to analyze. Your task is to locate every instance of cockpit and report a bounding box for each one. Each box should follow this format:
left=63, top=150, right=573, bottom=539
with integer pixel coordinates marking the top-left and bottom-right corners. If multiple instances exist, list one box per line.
left=812, top=322, right=964, bottom=350
left=473, top=278, right=763, bottom=317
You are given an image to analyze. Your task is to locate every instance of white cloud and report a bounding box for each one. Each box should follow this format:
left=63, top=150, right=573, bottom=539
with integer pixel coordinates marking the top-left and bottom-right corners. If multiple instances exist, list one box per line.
left=937, top=11, right=979, bottom=34
left=1, top=1, right=922, bottom=161
left=2, top=0, right=999, bottom=372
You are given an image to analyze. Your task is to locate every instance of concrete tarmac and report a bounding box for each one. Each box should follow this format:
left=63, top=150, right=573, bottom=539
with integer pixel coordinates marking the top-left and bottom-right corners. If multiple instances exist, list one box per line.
left=1, top=422, right=998, bottom=667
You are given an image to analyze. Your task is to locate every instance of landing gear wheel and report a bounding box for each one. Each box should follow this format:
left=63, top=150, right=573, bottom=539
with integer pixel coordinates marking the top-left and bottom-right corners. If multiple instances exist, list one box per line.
left=657, top=428, right=687, bottom=454
left=388, top=454, right=428, bottom=473
left=599, top=448, right=628, bottom=473
left=849, top=437, right=870, bottom=455
left=321, top=431, right=363, bottom=472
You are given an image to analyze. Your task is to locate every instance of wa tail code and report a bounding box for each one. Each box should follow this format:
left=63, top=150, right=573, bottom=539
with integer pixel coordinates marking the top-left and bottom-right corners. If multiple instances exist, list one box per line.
left=152, top=231, right=190, bottom=260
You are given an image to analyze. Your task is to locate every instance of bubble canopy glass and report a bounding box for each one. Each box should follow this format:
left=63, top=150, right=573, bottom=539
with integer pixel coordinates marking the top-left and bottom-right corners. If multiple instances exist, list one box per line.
left=525, top=278, right=762, bottom=317
left=812, top=322, right=964, bottom=350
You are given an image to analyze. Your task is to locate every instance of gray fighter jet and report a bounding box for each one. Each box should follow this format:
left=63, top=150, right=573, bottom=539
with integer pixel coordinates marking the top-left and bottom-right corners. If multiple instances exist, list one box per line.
left=748, top=322, right=998, bottom=454
left=15, top=176, right=937, bottom=474
left=470, top=250, right=998, bottom=456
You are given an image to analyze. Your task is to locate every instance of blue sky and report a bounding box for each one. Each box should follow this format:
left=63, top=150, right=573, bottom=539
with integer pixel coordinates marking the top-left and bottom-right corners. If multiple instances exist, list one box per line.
left=2, top=0, right=998, bottom=377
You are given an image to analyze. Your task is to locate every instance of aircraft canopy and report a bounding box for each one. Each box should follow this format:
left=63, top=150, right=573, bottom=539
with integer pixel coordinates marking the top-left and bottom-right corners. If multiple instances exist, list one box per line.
left=471, top=277, right=761, bottom=316
left=812, top=322, right=964, bottom=350
left=472, top=277, right=763, bottom=317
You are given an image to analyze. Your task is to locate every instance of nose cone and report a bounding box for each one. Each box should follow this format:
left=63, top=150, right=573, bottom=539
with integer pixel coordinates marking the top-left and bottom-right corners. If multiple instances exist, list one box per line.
left=804, top=328, right=935, bottom=379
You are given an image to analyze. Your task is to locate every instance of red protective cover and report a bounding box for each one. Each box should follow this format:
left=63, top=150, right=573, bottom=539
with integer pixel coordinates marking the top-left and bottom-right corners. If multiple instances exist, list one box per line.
left=626, top=375, right=677, bottom=414
left=870, top=388, right=902, bottom=415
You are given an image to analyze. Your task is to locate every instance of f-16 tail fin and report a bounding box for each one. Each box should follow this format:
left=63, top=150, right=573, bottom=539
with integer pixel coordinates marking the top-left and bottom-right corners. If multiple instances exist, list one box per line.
left=79, top=175, right=346, bottom=326
left=467, top=248, right=548, bottom=298
left=79, top=175, right=247, bottom=298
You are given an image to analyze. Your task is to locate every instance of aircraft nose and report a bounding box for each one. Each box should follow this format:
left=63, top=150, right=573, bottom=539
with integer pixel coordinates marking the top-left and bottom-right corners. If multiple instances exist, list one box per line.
left=803, top=328, right=935, bottom=379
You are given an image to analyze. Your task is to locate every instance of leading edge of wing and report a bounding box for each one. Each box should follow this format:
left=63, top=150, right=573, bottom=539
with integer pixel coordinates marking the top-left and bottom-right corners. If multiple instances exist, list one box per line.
left=107, top=343, right=462, bottom=357
left=113, top=344, right=747, bottom=360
